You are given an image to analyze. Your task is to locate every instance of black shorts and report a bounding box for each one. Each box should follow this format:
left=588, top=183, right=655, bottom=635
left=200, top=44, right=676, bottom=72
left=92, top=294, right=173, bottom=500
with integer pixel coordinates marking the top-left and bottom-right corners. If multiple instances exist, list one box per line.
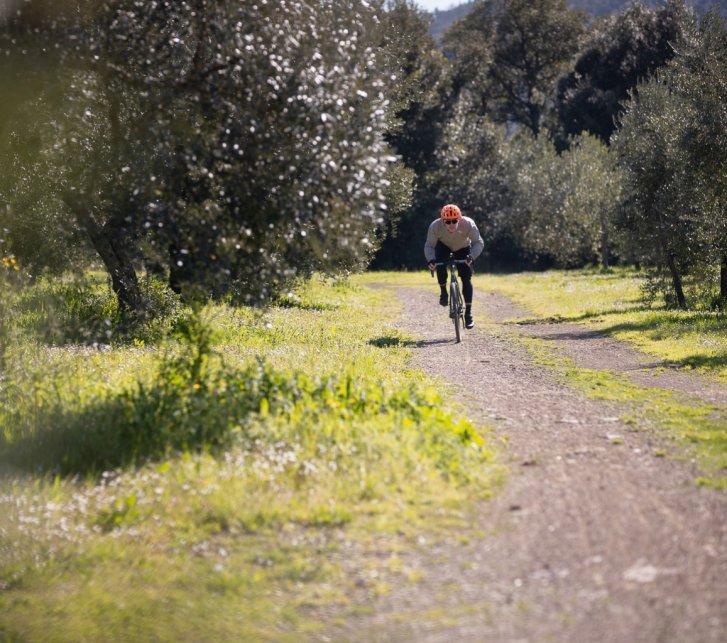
left=434, top=241, right=472, bottom=284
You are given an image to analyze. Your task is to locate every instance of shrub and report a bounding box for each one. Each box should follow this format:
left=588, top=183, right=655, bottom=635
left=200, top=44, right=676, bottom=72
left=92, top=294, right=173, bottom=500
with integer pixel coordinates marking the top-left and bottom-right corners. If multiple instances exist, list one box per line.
left=1, top=311, right=491, bottom=485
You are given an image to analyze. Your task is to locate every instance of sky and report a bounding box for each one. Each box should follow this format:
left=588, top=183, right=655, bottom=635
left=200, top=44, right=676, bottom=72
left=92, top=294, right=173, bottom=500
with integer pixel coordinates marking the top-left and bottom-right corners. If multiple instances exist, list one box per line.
left=415, top=0, right=465, bottom=12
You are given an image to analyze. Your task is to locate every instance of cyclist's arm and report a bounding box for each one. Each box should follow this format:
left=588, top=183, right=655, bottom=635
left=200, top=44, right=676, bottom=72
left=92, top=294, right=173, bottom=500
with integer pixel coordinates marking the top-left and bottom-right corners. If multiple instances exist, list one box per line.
left=468, top=221, right=485, bottom=261
left=424, top=222, right=439, bottom=264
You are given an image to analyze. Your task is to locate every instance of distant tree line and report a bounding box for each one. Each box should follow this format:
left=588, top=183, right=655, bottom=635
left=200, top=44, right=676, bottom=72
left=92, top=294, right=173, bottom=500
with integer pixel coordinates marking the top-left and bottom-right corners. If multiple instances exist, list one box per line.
left=374, top=0, right=727, bottom=309
left=429, top=1, right=727, bottom=41
left=568, top=0, right=727, bottom=17
left=0, top=0, right=725, bottom=312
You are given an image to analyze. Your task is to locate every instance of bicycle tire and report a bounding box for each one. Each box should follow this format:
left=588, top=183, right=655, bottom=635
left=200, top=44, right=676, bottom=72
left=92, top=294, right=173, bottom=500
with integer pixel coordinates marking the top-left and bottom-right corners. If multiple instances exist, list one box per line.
left=450, top=281, right=461, bottom=343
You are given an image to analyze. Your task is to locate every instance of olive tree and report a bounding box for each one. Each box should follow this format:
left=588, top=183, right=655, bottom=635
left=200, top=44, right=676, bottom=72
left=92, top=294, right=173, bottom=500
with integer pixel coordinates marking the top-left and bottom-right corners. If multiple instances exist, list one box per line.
left=1, top=0, right=400, bottom=311
left=613, top=9, right=726, bottom=308
left=613, top=80, right=694, bottom=308
left=667, top=10, right=727, bottom=301
left=371, top=0, right=453, bottom=268
left=433, top=93, right=516, bottom=266
left=489, top=0, right=586, bottom=136
left=504, top=133, right=622, bottom=267
left=443, top=0, right=585, bottom=136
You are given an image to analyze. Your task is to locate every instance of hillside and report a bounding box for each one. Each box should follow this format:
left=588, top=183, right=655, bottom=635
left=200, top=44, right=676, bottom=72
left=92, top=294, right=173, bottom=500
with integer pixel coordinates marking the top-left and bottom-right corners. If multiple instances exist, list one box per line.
left=430, top=0, right=727, bottom=37
left=430, top=1, right=475, bottom=39
left=570, top=0, right=727, bottom=16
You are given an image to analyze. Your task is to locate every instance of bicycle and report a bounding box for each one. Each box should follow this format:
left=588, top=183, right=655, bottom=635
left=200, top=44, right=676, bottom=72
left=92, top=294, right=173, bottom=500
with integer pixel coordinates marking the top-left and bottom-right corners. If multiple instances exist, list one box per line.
left=431, top=254, right=469, bottom=343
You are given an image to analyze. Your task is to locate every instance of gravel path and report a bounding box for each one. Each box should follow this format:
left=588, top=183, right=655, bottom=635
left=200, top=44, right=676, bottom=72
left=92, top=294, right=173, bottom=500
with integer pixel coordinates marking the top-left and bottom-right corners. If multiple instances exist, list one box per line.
left=331, top=285, right=727, bottom=642
left=483, top=290, right=727, bottom=408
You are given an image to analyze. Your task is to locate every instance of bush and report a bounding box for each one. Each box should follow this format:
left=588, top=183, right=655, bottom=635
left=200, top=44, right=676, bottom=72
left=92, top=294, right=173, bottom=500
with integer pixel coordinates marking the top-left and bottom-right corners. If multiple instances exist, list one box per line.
left=8, top=272, right=181, bottom=346
left=1, top=312, right=491, bottom=482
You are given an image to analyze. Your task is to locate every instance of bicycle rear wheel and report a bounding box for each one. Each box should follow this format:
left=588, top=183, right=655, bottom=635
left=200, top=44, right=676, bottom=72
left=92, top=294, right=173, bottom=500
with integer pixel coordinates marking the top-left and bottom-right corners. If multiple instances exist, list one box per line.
left=450, top=281, right=461, bottom=343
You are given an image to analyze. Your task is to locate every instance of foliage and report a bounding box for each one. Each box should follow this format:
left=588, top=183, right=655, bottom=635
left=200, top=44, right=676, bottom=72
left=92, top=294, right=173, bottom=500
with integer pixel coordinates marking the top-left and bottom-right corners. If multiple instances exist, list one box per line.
left=383, top=2, right=452, bottom=175
left=2, top=0, right=725, bottom=303
left=427, top=101, right=624, bottom=270
left=443, top=0, right=585, bottom=135
left=429, top=0, right=727, bottom=32
left=3, top=347, right=488, bottom=480
left=488, top=0, right=586, bottom=135
left=441, top=0, right=496, bottom=110
left=376, top=0, right=588, bottom=271
left=432, top=94, right=516, bottom=263
left=0, top=251, right=27, bottom=377
left=567, top=0, right=727, bottom=17
left=372, top=0, right=456, bottom=269
left=3, top=272, right=181, bottom=346
left=505, top=133, right=623, bottom=267
left=0, top=273, right=499, bottom=640
left=556, top=0, right=691, bottom=145
left=664, top=9, right=727, bottom=297
left=0, top=0, right=403, bottom=311
left=613, top=8, right=727, bottom=308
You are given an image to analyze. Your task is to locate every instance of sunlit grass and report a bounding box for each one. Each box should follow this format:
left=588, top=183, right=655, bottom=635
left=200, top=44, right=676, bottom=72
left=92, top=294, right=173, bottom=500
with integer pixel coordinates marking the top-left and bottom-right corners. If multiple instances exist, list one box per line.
left=6, top=266, right=725, bottom=640
left=475, top=268, right=727, bottom=382
left=0, top=273, right=501, bottom=641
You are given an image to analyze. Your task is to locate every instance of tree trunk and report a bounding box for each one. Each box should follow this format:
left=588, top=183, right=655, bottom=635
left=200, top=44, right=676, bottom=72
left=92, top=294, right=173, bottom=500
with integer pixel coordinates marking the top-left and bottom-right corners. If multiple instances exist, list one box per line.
left=63, top=194, right=144, bottom=314
left=666, top=252, right=686, bottom=309
left=721, top=256, right=727, bottom=300
left=86, top=221, right=144, bottom=314
left=529, top=101, right=541, bottom=137
left=599, top=212, right=609, bottom=270
left=654, top=207, right=685, bottom=309
left=91, top=227, right=144, bottom=314
left=168, top=243, right=187, bottom=296
left=91, top=83, right=144, bottom=315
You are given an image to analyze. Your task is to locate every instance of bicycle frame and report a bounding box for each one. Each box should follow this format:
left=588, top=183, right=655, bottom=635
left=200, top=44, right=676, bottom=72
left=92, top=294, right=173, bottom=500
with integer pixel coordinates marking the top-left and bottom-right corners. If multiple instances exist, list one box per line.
left=432, top=255, right=468, bottom=343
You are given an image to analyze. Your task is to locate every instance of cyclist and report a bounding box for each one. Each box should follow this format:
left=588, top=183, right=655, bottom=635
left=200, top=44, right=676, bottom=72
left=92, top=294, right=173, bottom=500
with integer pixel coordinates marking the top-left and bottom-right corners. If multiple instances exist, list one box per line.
left=425, top=203, right=484, bottom=329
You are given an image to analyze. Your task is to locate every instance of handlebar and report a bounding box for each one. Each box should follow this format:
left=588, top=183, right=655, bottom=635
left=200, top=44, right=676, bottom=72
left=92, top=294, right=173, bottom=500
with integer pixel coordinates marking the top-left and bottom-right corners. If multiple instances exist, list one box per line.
left=429, top=256, right=472, bottom=277
left=432, top=260, right=469, bottom=266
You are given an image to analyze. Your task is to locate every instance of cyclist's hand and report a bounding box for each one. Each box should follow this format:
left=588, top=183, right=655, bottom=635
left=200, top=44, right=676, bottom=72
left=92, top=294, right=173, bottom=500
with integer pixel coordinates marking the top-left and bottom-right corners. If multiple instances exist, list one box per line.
left=465, top=255, right=473, bottom=267
left=427, top=261, right=436, bottom=271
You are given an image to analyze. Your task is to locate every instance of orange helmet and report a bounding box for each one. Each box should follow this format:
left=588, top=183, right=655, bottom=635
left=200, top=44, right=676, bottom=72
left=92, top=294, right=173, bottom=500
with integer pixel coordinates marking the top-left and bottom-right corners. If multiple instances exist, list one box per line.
left=440, top=204, right=461, bottom=221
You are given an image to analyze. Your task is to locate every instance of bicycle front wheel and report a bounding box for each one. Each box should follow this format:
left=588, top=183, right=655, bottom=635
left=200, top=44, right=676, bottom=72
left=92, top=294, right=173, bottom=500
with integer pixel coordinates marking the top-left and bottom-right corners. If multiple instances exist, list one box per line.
left=450, top=281, right=461, bottom=343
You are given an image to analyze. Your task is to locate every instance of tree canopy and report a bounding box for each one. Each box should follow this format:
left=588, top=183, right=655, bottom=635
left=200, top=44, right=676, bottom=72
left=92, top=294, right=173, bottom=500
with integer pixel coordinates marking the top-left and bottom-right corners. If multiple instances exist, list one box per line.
left=1, top=0, right=725, bottom=313
left=557, top=0, right=691, bottom=145
left=1, top=0, right=401, bottom=311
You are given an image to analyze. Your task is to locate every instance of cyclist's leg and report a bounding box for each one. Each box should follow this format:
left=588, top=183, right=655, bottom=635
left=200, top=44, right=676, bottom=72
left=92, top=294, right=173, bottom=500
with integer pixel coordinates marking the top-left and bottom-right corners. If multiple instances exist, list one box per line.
left=454, top=249, right=474, bottom=328
left=453, top=249, right=473, bottom=302
left=434, top=241, right=451, bottom=305
left=459, top=270, right=473, bottom=303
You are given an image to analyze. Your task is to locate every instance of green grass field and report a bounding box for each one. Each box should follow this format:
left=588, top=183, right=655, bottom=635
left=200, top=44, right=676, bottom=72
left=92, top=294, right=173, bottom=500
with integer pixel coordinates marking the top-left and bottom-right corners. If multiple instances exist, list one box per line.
left=1, top=267, right=726, bottom=639
left=0, top=274, right=500, bottom=641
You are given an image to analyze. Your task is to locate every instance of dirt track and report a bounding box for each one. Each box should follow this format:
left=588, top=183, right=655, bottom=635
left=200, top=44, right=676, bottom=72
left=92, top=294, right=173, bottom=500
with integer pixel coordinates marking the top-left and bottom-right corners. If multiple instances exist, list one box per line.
left=332, top=285, right=727, bottom=642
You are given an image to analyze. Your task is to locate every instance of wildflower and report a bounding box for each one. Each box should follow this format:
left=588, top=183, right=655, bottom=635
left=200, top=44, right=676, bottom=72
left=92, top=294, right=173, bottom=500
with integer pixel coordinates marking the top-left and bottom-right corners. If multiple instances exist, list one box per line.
left=1, top=256, right=16, bottom=270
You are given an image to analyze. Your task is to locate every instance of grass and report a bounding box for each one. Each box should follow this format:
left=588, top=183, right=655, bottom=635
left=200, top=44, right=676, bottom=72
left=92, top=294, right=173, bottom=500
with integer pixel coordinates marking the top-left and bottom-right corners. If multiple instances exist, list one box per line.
left=0, top=272, right=501, bottom=641
left=475, top=268, right=727, bottom=382
left=3, top=265, right=726, bottom=639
